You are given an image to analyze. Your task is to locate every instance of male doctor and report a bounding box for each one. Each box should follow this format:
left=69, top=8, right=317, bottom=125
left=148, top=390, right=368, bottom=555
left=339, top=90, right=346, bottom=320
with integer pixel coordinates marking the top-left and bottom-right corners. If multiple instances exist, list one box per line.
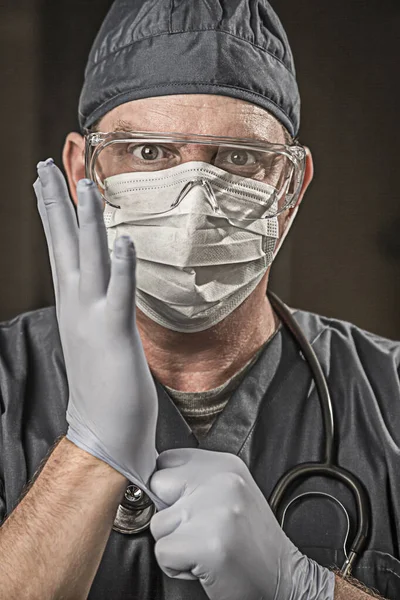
left=0, top=1, right=398, bottom=599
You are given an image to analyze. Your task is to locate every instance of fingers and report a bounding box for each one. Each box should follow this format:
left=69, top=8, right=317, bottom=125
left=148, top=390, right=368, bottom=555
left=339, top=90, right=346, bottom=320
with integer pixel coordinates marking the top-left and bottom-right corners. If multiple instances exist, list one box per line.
left=34, top=177, right=59, bottom=304
left=150, top=467, right=188, bottom=506
left=151, top=450, right=198, bottom=505
left=36, top=160, right=79, bottom=281
left=106, top=236, right=136, bottom=320
left=156, top=449, right=195, bottom=470
left=36, top=160, right=136, bottom=316
left=155, top=533, right=197, bottom=580
left=77, top=179, right=111, bottom=302
left=150, top=502, right=186, bottom=541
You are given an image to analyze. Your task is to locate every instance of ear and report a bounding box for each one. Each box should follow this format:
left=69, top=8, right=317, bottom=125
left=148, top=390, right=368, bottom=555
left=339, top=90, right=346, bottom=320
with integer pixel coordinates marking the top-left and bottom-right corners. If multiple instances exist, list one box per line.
left=295, top=145, right=314, bottom=206
left=281, top=146, right=314, bottom=231
left=62, top=132, right=86, bottom=207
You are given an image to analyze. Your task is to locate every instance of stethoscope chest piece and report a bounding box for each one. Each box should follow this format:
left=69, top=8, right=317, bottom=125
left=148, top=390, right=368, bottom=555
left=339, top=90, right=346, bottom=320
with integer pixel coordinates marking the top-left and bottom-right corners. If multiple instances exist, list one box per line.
left=113, top=485, right=156, bottom=535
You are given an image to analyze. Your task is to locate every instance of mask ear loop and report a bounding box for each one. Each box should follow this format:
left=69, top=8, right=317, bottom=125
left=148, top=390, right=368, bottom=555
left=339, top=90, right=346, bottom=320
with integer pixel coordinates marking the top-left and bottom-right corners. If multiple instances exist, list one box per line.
left=272, top=204, right=299, bottom=258
left=269, top=157, right=307, bottom=256
left=267, top=168, right=298, bottom=257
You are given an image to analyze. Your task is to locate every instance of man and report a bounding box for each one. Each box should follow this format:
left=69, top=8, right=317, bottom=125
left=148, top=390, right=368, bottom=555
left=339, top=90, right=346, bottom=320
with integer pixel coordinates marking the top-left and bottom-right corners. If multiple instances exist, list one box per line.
left=0, top=1, right=398, bottom=599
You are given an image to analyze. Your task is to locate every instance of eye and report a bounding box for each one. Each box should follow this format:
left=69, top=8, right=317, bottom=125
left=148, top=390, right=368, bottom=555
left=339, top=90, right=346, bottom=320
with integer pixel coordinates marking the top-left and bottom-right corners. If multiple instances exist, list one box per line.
left=225, top=149, right=258, bottom=166
left=128, top=144, right=168, bottom=161
left=216, top=149, right=262, bottom=170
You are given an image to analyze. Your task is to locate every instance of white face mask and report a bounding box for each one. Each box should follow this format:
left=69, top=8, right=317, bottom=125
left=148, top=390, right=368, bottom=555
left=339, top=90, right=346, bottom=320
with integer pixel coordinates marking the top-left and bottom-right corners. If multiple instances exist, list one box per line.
left=103, top=161, right=294, bottom=332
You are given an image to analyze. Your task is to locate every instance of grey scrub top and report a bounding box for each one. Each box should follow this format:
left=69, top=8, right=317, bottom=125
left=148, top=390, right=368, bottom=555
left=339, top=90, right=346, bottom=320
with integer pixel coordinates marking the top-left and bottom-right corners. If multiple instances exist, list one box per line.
left=0, top=306, right=399, bottom=599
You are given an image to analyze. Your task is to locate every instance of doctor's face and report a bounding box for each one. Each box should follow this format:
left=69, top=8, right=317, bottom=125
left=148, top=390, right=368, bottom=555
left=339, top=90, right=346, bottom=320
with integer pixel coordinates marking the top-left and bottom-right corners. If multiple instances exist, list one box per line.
left=63, top=94, right=313, bottom=241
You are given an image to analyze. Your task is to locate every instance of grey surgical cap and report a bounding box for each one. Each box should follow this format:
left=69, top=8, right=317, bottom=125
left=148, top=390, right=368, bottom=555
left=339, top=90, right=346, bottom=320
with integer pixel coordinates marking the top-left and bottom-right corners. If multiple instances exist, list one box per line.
left=78, top=0, right=300, bottom=137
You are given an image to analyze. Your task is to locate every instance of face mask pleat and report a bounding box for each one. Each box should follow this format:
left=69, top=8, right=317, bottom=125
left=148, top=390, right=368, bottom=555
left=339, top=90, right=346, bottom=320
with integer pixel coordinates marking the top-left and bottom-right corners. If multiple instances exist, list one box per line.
left=104, top=161, right=279, bottom=218
left=102, top=161, right=292, bottom=332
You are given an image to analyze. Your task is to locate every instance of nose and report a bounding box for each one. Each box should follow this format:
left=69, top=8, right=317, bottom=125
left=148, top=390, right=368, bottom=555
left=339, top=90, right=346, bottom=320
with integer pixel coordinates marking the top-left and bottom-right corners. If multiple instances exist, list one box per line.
left=178, top=144, right=217, bottom=164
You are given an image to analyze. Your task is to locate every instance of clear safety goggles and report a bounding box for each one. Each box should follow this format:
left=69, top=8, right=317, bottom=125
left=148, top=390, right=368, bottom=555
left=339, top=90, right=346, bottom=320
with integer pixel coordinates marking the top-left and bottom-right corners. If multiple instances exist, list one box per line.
left=84, top=131, right=306, bottom=217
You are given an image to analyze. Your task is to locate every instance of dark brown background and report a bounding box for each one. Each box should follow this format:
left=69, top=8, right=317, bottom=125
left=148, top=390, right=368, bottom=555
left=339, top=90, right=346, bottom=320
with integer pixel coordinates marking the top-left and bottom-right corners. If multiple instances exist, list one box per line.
left=1, top=0, right=399, bottom=337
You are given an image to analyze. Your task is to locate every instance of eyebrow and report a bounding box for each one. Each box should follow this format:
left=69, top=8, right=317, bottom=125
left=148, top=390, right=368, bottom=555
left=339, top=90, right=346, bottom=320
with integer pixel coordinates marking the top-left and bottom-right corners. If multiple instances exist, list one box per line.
left=111, top=118, right=137, bottom=132
left=109, top=118, right=289, bottom=145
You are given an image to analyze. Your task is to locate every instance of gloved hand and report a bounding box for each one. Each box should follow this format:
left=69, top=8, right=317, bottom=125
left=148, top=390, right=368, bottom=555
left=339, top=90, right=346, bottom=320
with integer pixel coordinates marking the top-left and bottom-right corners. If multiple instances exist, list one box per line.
left=150, top=448, right=335, bottom=600
left=34, top=160, right=165, bottom=509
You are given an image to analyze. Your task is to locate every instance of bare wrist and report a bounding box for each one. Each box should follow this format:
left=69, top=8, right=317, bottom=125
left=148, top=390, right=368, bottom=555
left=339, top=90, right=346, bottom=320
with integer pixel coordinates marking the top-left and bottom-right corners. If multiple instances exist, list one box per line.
left=60, top=436, right=128, bottom=486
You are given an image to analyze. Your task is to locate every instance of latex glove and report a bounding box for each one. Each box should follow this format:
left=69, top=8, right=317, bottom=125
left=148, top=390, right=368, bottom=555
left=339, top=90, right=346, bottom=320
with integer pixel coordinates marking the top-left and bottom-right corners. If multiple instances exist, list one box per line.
left=150, top=448, right=335, bottom=600
left=34, top=160, right=165, bottom=509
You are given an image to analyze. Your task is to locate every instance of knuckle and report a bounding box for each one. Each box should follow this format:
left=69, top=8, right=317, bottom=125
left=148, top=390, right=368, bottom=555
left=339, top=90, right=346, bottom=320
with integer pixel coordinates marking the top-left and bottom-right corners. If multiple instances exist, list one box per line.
left=149, top=471, right=166, bottom=499
left=216, top=501, right=243, bottom=525
left=179, top=506, right=191, bottom=524
left=220, top=470, right=247, bottom=492
left=229, top=501, right=244, bottom=518
left=216, top=453, right=248, bottom=480
left=200, top=570, right=217, bottom=587
left=221, top=451, right=242, bottom=469
left=230, top=454, right=248, bottom=476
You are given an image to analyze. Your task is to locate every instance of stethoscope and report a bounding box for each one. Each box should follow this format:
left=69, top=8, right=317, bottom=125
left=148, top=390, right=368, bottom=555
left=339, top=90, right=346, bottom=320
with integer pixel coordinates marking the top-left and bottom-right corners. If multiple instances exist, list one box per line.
left=112, top=292, right=370, bottom=579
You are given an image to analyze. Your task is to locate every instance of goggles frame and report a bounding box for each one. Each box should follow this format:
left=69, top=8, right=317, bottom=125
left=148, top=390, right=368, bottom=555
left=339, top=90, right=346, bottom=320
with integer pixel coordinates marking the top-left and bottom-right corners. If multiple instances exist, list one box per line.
left=84, top=130, right=307, bottom=214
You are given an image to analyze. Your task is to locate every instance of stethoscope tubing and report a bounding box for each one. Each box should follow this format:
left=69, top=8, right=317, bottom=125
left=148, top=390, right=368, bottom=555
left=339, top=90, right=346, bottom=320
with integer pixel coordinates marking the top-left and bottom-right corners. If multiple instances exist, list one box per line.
left=267, top=292, right=370, bottom=577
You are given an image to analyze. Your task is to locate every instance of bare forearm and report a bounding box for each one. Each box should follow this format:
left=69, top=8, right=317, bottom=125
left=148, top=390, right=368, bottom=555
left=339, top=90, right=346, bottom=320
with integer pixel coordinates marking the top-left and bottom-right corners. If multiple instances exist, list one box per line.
left=334, top=574, right=387, bottom=599
left=0, top=436, right=127, bottom=600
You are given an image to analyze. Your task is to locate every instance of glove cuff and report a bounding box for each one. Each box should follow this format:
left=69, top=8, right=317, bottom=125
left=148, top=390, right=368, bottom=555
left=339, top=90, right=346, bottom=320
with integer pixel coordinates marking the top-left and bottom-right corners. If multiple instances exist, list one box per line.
left=276, top=549, right=335, bottom=600
left=293, top=552, right=335, bottom=600
left=66, top=426, right=166, bottom=510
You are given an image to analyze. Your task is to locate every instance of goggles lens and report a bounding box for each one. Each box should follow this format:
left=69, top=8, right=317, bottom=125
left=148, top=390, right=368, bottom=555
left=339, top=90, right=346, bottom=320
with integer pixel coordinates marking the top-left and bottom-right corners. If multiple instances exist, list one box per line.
left=86, top=133, right=306, bottom=216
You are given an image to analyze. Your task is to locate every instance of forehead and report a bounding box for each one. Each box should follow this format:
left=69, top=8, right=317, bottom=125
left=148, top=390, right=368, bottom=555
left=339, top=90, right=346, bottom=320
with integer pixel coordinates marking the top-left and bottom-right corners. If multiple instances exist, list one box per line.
left=97, top=94, right=286, bottom=143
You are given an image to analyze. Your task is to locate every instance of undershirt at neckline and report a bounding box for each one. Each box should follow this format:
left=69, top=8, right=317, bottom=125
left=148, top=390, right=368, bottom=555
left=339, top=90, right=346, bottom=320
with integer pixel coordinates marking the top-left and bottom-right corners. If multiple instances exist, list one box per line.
left=164, top=325, right=281, bottom=439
